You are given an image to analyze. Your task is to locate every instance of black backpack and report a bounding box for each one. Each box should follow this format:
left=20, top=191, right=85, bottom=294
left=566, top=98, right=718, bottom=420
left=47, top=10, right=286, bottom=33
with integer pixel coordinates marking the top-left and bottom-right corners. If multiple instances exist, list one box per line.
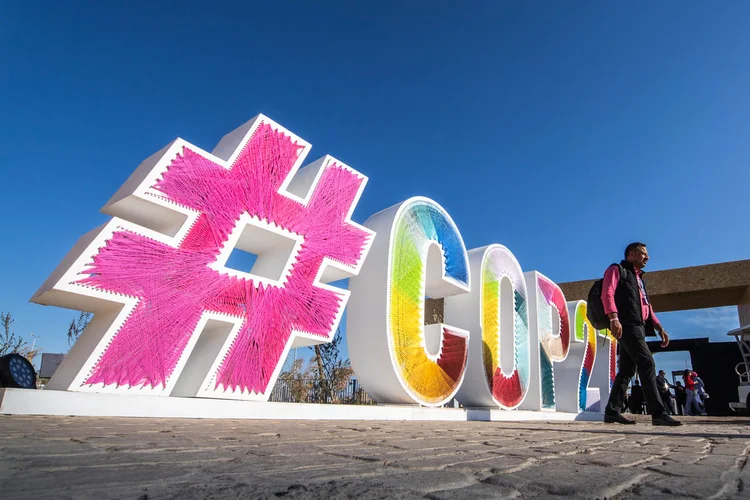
left=586, top=264, right=624, bottom=331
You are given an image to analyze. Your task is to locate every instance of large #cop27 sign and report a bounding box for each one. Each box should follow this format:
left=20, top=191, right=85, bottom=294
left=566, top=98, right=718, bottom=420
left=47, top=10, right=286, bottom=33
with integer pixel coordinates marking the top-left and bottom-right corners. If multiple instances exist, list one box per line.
left=33, top=115, right=616, bottom=413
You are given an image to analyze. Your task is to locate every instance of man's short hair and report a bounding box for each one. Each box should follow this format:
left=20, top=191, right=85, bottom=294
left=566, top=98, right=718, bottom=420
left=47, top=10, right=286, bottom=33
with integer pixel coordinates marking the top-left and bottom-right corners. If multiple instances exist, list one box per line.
left=624, top=242, right=646, bottom=259
left=658, top=370, right=665, bottom=375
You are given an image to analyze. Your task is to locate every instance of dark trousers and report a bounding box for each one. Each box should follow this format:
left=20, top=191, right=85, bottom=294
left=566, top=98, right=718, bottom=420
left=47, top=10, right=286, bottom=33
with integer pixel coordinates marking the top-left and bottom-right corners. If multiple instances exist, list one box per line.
left=605, top=324, right=667, bottom=417
left=676, top=398, right=686, bottom=415
left=659, top=391, right=674, bottom=415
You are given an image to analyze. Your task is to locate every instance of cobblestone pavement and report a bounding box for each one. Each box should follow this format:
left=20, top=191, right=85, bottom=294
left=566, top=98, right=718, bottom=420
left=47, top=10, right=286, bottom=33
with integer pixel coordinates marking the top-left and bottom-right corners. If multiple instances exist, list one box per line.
left=0, top=414, right=748, bottom=499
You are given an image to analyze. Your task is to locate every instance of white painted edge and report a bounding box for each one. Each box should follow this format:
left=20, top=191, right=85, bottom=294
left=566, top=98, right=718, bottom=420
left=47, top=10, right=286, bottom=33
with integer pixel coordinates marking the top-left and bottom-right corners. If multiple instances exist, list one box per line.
left=0, top=388, right=603, bottom=422
left=209, top=214, right=304, bottom=288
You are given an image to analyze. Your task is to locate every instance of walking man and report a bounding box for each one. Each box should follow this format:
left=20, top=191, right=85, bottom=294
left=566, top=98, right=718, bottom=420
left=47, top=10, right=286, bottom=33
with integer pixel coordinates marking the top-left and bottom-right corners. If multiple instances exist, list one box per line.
left=602, top=242, right=681, bottom=426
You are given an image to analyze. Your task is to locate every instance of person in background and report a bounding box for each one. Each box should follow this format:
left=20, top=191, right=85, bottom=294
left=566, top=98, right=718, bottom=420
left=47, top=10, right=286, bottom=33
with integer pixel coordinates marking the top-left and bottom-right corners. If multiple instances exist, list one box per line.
left=601, top=242, right=681, bottom=426
left=629, top=380, right=645, bottom=414
left=674, top=381, right=687, bottom=416
left=694, top=371, right=709, bottom=415
left=683, top=369, right=705, bottom=416
left=656, top=369, right=676, bottom=415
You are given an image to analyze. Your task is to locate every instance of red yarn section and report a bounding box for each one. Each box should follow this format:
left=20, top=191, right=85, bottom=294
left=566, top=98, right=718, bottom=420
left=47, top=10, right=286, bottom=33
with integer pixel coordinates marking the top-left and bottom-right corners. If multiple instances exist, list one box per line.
left=492, top=368, right=524, bottom=408
left=436, top=327, right=468, bottom=383
left=80, top=123, right=370, bottom=394
left=609, top=337, right=617, bottom=387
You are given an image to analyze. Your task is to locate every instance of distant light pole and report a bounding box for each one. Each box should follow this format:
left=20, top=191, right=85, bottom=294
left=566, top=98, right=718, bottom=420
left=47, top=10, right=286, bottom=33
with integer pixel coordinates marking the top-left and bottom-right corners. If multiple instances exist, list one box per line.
left=30, top=333, right=38, bottom=352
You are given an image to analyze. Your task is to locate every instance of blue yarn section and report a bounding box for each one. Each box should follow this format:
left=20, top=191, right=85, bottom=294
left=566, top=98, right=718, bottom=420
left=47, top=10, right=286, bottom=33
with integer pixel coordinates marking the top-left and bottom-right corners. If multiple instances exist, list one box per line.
left=413, top=203, right=468, bottom=286
left=540, top=347, right=555, bottom=409
left=578, top=371, right=590, bottom=412
left=414, top=204, right=438, bottom=240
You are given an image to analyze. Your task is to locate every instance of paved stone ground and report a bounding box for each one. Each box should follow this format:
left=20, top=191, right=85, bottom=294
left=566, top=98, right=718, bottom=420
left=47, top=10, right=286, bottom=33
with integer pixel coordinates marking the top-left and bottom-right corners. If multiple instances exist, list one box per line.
left=0, top=414, right=748, bottom=499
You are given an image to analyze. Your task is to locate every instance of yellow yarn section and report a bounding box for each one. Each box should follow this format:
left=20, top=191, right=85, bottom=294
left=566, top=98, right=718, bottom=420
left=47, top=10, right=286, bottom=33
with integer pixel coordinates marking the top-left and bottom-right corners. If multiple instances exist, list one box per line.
left=389, top=275, right=456, bottom=404
left=482, top=276, right=500, bottom=386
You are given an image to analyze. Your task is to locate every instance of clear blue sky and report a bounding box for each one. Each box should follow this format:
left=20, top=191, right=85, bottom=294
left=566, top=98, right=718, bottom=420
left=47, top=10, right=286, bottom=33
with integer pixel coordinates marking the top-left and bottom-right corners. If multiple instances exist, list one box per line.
left=1, top=3, right=749, bottom=380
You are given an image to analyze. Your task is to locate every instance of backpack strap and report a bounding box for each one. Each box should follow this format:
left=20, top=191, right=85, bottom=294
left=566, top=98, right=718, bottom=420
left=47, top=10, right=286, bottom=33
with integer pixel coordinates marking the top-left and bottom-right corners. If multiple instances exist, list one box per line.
left=600, top=263, right=626, bottom=346
left=612, top=262, right=626, bottom=282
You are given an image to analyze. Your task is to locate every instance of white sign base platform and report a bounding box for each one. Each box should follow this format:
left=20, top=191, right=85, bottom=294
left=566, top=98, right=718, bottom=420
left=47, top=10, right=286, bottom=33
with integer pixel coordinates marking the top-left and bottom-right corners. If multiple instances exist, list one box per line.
left=0, top=388, right=603, bottom=422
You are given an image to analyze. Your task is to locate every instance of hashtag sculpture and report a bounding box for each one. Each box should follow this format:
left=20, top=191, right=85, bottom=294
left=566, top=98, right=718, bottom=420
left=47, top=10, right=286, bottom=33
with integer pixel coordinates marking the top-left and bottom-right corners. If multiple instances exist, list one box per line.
left=32, top=115, right=374, bottom=400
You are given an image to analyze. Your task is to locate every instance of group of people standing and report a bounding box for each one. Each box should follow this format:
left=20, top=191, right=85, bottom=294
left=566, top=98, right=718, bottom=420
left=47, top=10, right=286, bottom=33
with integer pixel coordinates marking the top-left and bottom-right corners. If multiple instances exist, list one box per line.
left=625, top=369, right=708, bottom=416
left=656, top=368, right=709, bottom=416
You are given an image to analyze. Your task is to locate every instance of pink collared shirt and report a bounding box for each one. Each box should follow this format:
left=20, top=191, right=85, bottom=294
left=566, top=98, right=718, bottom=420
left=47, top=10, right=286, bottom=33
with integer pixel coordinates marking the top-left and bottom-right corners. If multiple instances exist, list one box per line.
left=601, top=264, right=660, bottom=326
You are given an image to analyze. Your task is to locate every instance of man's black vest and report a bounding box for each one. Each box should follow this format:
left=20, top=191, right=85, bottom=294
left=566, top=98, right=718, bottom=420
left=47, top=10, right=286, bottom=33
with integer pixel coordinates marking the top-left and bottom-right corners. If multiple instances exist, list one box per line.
left=613, top=260, right=653, bottom=328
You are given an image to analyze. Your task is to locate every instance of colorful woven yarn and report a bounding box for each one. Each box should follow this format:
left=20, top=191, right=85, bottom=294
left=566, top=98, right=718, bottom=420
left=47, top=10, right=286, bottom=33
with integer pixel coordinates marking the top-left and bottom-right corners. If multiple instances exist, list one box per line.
left=572, top=302, right=597, bottom=411
left=388, top=199, right=469, bottom=405
left=605, top=330, right=617, bottom=388
left=79, top=121, right=371, bottom=397
left=481, top=246, right=530, bottom=409
left=534, top=274, right=570, bottom=409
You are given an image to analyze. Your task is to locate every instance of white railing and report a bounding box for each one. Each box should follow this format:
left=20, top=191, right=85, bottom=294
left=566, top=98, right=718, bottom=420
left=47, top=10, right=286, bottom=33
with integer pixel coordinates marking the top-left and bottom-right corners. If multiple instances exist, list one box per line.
left=736, top=362, right=750, bottom=386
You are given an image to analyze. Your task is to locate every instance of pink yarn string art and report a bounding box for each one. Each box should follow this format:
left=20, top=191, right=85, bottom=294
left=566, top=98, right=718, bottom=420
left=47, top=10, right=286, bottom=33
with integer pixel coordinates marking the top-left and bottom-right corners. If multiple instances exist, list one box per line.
left=77, top=121, right=372, bottom=397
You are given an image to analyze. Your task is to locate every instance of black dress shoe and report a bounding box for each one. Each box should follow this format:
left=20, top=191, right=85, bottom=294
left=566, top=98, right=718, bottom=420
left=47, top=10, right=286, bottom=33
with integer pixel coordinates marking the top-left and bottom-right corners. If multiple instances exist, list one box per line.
left=604, top=412, right=636, bottom=425
left=652, top=414, right=682, bottom=426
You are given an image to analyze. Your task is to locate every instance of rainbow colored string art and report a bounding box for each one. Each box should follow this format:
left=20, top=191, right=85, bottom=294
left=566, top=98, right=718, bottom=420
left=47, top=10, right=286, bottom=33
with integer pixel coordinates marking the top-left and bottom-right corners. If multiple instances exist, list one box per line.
left=347, top=197, right=470, bottom=406
left=558, top=300, right=617, bottom=413
left=604, top=329, right=617, bottom=389
left=480, top=246, right=531, bottom=409
left=32, top=115, right=374, bottom=401
left=573, top=302, right=597, bottom=411
left=389, top=199, right=470, bottom=405
left=533, top=273, right=570, bottom=409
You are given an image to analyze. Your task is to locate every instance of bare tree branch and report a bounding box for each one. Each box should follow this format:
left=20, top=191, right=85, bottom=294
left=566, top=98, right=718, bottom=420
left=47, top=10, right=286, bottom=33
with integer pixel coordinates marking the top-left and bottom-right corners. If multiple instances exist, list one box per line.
left=0, top=312, right=27, bottom=356
left=67, top=311, right=92, bottom=346
left=308, top=330, right=353, bottom=404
